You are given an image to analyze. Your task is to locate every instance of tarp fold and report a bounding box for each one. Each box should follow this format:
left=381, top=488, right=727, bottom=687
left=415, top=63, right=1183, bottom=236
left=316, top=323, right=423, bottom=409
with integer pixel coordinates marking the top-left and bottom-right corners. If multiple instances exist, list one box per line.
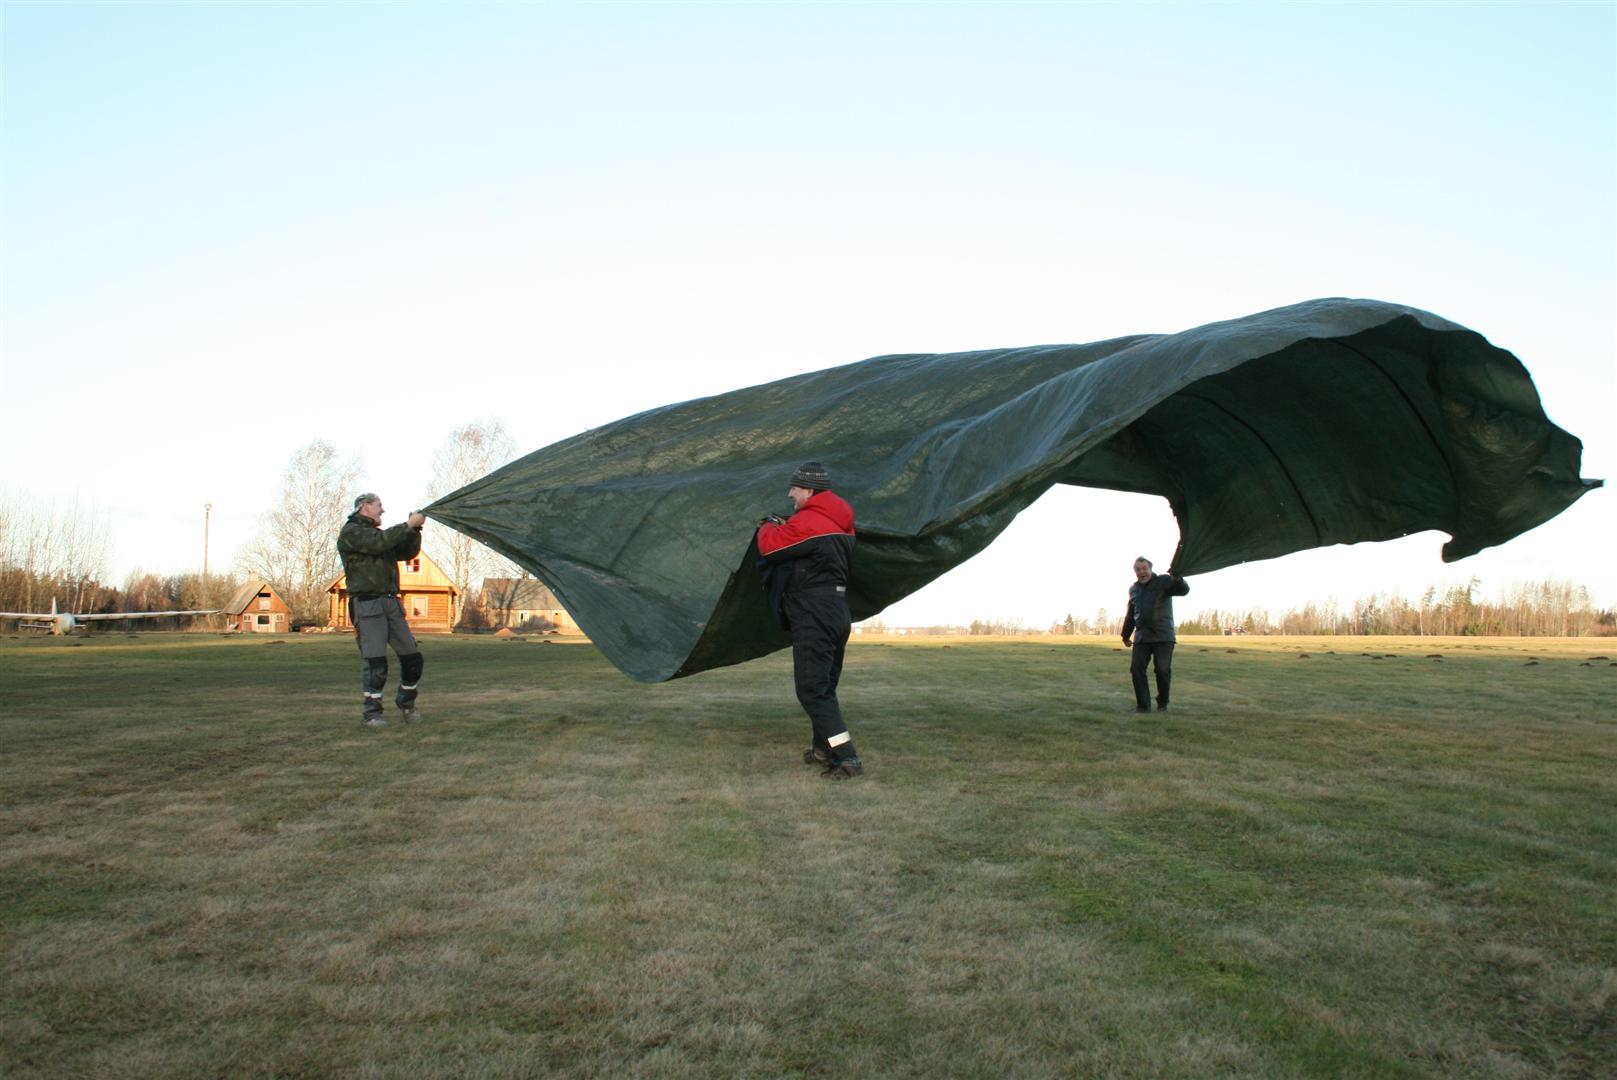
left=426, top=298, right=1599, bottom=681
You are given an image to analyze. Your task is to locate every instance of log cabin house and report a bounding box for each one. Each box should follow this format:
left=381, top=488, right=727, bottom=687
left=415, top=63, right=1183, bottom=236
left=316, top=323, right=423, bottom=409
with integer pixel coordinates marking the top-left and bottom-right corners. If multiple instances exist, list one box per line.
left=326, top=550, right=458, bottom=634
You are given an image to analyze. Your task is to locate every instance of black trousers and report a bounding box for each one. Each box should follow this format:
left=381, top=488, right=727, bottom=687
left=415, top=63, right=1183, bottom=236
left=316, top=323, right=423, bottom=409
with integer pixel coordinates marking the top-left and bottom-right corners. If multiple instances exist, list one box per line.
left=786, top=587, right=853, bottom=756
left=1130, top=641, right=1175, bottom=709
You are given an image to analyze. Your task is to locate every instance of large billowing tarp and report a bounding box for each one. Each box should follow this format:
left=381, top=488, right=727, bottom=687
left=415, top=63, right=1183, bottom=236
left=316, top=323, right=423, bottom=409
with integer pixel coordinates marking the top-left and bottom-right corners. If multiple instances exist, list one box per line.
left=426, top=298, right=1599, bottom=682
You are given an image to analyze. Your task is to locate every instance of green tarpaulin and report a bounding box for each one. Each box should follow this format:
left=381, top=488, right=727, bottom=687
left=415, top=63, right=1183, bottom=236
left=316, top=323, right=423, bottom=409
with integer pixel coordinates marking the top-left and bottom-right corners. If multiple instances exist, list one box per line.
left=425, top=298, right=1599, bottom=682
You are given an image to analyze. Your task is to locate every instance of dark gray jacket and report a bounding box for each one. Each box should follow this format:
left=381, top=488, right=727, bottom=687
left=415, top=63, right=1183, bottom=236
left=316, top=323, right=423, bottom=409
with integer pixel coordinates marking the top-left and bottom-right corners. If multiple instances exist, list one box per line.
left=1123, top=573, right=1190, bottom=644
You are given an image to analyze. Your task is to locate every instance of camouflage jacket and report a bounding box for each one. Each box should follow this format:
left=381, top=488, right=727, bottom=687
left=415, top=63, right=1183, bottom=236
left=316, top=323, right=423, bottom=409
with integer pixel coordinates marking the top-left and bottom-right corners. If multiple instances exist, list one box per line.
left=337, top=512, right=423, bottom=597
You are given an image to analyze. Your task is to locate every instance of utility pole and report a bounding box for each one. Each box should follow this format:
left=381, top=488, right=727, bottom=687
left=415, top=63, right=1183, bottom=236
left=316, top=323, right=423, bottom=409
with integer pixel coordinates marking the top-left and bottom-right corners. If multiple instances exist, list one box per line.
left=204, top=502, right=212, bottom=579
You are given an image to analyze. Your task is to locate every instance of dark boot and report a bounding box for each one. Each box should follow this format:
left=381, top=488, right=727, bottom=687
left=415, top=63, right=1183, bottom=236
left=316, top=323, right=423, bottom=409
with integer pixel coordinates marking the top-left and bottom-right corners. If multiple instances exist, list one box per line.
left=822, top=736, right=862, bottom=779
left=363, top=657, right=388, bottom=727
left=396, top=652, right=423, bottom=721
left=821, top=756, right=864, bottom=779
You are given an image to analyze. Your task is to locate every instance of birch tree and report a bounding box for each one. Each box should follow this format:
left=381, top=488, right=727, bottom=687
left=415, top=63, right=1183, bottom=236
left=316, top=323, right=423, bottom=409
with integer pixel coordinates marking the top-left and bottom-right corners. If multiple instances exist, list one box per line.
left=425, top=420, right=520, bottom=623
left=239, top=440, right=360, bottom=625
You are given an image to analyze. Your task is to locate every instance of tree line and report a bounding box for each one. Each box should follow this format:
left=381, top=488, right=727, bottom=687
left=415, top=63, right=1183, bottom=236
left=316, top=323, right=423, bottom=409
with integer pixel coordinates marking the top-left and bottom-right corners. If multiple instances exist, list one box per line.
left=1174, top=578, right=1613, bottom=637
left=0, top=488, right=238, bottom=627
left=1, top=419, right=525, bottom=630
left=5, top=471, right=1612, bottom=638
left=0, top=492, right=113, bottom=616
left=1033, top=580, right=1613, bottom=638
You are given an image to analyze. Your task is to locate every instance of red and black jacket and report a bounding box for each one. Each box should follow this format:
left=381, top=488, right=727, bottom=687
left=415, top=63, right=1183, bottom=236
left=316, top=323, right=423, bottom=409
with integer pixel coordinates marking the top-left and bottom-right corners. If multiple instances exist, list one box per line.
left=756, top=491, right=856, bottom=626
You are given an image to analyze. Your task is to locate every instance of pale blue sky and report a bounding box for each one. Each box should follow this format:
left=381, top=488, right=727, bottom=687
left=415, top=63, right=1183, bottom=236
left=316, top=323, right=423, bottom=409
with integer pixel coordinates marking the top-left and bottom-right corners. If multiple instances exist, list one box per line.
left=3, top=1, right=1612, bottom=624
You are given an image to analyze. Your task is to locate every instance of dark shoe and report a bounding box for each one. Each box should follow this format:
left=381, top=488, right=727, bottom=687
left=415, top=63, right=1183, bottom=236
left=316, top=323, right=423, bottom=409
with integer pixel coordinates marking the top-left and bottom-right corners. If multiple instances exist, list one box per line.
left=821, top=757, right=864, bottom=780
left=1156, top=703, right=1169, bottom=712
left=1135, top=706, right=1151, bottom=714
left=803, top=744, right=832, bottom=766
left=364, top=716, right=388, bottom=728
left=399, top=705, right=423, bottom=723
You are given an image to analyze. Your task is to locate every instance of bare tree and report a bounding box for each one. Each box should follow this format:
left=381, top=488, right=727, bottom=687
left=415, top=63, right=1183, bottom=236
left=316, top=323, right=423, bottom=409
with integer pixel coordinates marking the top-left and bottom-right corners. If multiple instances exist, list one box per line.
left=425, top=420, right=521, bottom=623
left=239, top=440, right=360, bottom=626
left=0, top=490, right=112, bottom=613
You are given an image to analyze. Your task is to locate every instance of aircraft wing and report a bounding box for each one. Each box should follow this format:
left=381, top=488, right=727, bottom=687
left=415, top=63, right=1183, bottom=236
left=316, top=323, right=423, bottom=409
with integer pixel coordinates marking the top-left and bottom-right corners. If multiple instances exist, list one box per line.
left=73, top=610, right=221, bottom=620
left=1, top=615, right=58, bottom=628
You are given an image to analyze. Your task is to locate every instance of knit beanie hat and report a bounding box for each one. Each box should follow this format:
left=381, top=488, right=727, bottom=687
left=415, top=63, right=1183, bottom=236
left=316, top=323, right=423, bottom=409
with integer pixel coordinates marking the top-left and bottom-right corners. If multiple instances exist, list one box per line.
left=789, top=462, right=831, bottom=491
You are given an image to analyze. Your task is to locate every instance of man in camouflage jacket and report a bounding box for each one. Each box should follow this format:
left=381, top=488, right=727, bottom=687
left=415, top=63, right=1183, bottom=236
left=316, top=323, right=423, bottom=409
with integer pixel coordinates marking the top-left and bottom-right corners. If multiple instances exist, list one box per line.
left=338, top=493, right=427, bottom=727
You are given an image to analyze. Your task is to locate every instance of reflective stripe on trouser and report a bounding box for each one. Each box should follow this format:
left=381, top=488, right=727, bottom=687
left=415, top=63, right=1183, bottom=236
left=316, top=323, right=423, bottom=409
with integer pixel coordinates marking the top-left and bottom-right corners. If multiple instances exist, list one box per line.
left=1130, top=641, right=1175, bottom=709
left=363, top=656, right=388, bottom=718
left=786, top=587, right=855, bottom=760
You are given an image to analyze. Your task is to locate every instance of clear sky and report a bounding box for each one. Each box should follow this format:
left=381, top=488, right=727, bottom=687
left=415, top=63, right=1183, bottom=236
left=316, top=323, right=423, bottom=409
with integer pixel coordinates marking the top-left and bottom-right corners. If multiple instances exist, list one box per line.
left=3, top=1, right=1612, bottom=626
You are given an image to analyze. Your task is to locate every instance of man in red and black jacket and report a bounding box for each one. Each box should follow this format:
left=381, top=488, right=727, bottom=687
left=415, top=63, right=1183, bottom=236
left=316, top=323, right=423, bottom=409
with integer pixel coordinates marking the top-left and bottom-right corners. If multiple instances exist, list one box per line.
left=756, top=462, right=863, bottom=779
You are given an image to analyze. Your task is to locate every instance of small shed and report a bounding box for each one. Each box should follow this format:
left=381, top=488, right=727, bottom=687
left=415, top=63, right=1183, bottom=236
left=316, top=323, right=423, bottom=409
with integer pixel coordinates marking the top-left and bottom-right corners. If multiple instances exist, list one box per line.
left=224, top=580, right=293, bottom=633
left=479, top=577, right=579, bottom=632
left=327, top=550, right=459, bottom=634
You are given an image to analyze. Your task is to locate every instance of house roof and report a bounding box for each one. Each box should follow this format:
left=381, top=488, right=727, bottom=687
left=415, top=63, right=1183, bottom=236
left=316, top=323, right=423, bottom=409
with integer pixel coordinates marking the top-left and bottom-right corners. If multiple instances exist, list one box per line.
left=223, top=579, right=275, bottom=615
left=480, top=577, right=560, bottom=610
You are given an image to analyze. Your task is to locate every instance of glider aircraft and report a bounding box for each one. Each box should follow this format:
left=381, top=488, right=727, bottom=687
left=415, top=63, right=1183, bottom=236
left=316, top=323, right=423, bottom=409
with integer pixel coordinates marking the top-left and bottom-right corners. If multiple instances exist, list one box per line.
left=0, top=598, right=221, bottom=635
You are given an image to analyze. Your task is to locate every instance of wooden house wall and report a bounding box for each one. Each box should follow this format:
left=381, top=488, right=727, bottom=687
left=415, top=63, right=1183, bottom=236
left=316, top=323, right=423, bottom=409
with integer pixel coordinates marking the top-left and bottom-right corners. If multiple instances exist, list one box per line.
left=327, top=552, right=457, bottom=634
left=328, top=584, right=456, bottom=634
left=234, top=587, right=293, bottom=633
left=235, top=591, right=292, bottom=617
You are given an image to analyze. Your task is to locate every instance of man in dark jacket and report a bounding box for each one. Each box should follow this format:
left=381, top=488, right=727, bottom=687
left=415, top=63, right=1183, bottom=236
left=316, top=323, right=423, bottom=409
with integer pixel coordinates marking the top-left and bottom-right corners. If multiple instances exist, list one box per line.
left=1121, top=556, right=1190, bottom=713
left=338, top=493, right=427, bottom=728
left=756, top=462, right=863, bottom=779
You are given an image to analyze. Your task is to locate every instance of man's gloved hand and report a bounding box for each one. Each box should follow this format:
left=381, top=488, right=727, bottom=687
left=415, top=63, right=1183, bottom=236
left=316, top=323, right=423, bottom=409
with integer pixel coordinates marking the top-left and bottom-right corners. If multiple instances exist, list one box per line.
left=1121, top=636, right=1132, bottom=647
left=759, top=513, right=786, bottom=527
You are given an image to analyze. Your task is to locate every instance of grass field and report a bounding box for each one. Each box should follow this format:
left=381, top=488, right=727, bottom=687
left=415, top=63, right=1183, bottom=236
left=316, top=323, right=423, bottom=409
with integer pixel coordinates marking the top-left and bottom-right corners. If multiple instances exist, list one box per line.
left=2, top=631, right=1613, bottom=1078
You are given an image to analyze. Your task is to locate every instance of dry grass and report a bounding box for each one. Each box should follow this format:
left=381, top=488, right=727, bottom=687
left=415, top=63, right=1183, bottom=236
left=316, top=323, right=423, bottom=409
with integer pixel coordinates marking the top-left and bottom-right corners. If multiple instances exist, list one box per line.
left=1, top=632, right=1613, bottom=1077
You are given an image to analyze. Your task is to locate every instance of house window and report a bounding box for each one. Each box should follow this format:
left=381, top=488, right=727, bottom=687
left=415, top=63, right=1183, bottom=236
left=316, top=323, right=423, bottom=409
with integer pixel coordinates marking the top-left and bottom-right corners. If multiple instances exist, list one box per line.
left=259, top=598, right=271, bottom=611
left=257, top=614, right=270, bottom=626
left=404, top=557, right=421, bottom=573
left=410, top=596, right=429, bottom=619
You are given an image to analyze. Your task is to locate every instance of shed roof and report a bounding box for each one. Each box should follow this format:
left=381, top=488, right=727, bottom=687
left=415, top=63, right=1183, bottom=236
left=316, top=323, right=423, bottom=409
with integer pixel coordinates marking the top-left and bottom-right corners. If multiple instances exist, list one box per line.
left=223, top=579, right=276, bottom=615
